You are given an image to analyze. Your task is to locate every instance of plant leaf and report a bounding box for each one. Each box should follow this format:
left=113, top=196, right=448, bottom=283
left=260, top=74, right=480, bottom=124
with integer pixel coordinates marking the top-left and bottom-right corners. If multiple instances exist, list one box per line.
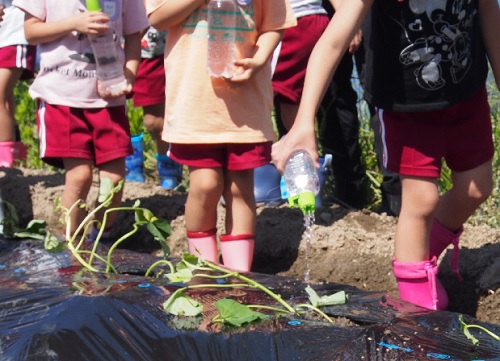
left=44, top=233, right=67, bottom=253
left=98, top=177, right=115, bottom=204
left=305, top=286, right=347, bottom=307
left=214, top=298, right=267, bottom=327
left=14, top=219, right=47, bottom=240
left=163, top=293, right=203, bottom=316
left=178, top=254, right=202, bottom=271
left=166, top=268, right=193, bottom=283
left=147, top=218, right=171, bottom=241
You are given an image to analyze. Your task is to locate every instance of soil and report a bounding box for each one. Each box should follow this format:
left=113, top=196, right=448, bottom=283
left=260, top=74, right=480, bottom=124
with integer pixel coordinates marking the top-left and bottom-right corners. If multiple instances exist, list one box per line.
left=1, top=167, right=499, bottom=325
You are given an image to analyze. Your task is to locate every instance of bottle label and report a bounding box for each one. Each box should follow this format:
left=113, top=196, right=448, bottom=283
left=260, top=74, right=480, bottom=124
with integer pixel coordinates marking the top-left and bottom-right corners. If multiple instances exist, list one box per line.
left=280, top=176, right=289, bottom=200
left=103, top=0, right=120, bottom=21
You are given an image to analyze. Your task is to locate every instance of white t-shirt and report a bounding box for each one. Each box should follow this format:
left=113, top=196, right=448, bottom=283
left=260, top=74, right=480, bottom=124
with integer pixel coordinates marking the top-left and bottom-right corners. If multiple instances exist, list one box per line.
left=0, top=4, right=30, bottom=48
left=12, top=0, right=149, bottom=108
left=290, top=0, right=327, bottom=18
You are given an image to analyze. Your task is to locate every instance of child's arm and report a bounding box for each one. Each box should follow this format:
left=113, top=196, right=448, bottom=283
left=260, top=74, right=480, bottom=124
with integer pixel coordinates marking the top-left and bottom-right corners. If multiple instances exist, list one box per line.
left=122, top=31, right=143, bottom=94
left=329, top=0, right=362, bottom=54
left=23, top=11, right=110, bottom=45
left=479, top=0, right=500, bottom=90
left=148, top=0, right=204, bottom=31
left=271, top=0, right=372, bottom=172
left=230, top=30, right=283, bottom=83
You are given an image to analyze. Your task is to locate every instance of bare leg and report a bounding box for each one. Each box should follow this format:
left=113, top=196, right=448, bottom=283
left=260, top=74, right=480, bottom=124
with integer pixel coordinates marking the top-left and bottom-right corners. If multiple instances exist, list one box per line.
left=278, top=103, right=299, bottom=132
left=96, top=157, right=127, bottom=229
left=0, top=68, right=24, bottom=142
left=185, top=167, right=224, bottom=232
left=394, top=176, right=439, bottom=263
left=143, top=102, right=168, bottom=155
left=435, top=160, right=493, bottom=230
left=61, top=158, right=94, bottom=235
left=222, top=168, right=256, bottom=234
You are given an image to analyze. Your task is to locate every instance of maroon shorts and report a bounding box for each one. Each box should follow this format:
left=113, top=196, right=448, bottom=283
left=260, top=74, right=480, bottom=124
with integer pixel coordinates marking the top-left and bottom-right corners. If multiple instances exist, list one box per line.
left=272, top=14, right=329, bottom=104
left=0, top=44, right=37, bottom=80
left=378, top=87, right=494, bottom=178
left=37, top=102, right=133, bottom=168
left=169, top=142, right=272, bottom=171
left=131, top=57, right=165, bottom=107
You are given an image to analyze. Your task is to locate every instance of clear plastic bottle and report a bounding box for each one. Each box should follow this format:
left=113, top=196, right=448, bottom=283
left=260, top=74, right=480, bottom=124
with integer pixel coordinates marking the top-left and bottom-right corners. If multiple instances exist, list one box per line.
left=86, top=0, right=127, bottom=96
left=280, top=150, right=320, bottom=214
left=207, top=0, right=236, bottom=78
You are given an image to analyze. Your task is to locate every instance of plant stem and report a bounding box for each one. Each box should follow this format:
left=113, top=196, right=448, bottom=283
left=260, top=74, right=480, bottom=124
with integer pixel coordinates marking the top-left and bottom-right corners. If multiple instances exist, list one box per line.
left=203, top=261, right=297, bottom=314
left=146, top=260, right=175, bottom=277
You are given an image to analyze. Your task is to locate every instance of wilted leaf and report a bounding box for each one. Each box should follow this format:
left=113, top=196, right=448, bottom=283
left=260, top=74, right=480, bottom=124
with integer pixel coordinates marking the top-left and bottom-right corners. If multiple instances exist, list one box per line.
left=305, top=286, right=347, bottom=307
left=164, top=293, right=203, bottom=316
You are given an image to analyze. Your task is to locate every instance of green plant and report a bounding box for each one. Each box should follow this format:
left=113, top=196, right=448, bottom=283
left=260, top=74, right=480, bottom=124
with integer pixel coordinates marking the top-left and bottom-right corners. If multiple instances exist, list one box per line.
left=459, top=314, right=499, bottom=346
left=158, top=254, right=347, bottom=327
left=0, top=200, right=47, bottom=240
left=44, top=178, right=171, bottom=273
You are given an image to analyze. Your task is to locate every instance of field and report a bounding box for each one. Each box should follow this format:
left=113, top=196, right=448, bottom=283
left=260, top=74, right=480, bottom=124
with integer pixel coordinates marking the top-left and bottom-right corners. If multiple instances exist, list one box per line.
left=3, top=74, right=499, bottom=326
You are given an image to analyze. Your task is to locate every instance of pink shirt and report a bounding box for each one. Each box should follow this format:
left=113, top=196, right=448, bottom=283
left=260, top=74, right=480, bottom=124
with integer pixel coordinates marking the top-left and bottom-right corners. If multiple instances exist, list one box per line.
left=13, top=0, right=149, bottom=108
left=146, top=0, right=296, bottom=144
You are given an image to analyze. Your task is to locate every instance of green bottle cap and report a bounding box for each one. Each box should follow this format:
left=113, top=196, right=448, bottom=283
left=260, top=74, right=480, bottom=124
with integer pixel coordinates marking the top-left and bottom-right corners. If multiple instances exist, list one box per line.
left=298, top=191, right=316, bottom=215
left=287, top=191, right=316, bottom=214
left=86, top=0, right=102, bottom=12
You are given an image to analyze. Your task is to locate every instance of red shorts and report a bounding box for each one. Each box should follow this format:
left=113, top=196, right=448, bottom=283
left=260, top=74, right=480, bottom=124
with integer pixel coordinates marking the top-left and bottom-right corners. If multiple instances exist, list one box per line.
left=0, top=44, right=37, bottom=80
left=378, top=87, right=494, bottom=178
left=131, top=57, right=165, bottom=107
left=169, top=142, right=272, bottom=171
left=272, top=14, right=329, bottom=104
left=37, top=102, right=133, bottom=168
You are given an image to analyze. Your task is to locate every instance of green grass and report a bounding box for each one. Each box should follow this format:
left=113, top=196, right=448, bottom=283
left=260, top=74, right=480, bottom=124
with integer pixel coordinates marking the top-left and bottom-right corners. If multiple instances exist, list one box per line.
left=13, top=72, right=500, bottom=228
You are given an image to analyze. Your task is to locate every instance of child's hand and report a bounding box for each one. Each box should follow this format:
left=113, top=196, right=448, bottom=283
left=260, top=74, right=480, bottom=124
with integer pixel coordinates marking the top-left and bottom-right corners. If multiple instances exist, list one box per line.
left=97, top=80, right=132, bottom=99
left=227, top=57, right=264, bottom=84
left=73, top=11, right=110, bottom=35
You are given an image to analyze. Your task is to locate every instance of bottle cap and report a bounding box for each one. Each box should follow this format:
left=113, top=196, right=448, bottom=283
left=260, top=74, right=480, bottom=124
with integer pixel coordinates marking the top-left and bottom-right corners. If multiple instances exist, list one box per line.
left=298, top=191, right=316, bottom=214
left=288, top=191, right=316, bottom=214
left=86, top=0, right=101, bottom=12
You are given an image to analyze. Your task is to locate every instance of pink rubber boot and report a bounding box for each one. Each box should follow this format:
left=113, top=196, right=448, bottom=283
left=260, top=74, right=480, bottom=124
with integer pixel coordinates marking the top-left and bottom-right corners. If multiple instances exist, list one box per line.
left=0, top=141, right=28, bottom=168
left=187, top=228, right=219, bottom=263
left=392, top=256, right=448, bottom=311
left=219, top=233, right=255, bottom=272
left=429, top=220, right=463, bottom=281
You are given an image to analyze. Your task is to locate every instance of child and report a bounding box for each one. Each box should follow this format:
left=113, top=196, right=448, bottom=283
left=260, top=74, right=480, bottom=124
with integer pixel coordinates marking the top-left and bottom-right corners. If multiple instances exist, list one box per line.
left=146, top=0, right=296, bottom=272
left=272, top=0, right=332, bottom=131
left=13, top=0, right=149, bottom=238
left=0, top=1, right=36, bottom=167
left=272, top=0, right=500, bottom=310
left=128, top=25, right=183, bottom=189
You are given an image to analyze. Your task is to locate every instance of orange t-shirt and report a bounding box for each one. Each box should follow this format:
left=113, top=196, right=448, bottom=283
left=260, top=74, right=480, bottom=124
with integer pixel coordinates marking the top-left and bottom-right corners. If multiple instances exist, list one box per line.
left=146, top=0, right=296, bottom=144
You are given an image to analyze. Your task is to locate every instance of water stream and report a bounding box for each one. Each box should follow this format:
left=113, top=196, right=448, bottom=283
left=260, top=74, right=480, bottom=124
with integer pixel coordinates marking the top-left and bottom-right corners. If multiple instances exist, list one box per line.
left=302, top=213, right=315, bottom=283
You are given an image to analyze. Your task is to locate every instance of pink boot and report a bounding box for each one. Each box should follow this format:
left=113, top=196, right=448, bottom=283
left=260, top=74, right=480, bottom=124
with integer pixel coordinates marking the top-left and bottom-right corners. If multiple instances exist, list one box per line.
left=393, top=256, right=448, bottom=311
left=0, top=141, right=28, bottom=168
left=219, top=233, right=255, bottom=272
left=187, top=228, right=218, bottom=263
left=429, top=220, right=463, bottom=281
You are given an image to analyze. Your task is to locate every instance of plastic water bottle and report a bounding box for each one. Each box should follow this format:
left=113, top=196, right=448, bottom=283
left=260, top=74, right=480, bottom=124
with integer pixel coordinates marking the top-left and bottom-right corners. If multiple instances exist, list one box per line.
left=207, top=0, right=236, bottom=78
left=280, top=150, right=320, bottom=214
left=86, top=0, right=127, bottom=96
